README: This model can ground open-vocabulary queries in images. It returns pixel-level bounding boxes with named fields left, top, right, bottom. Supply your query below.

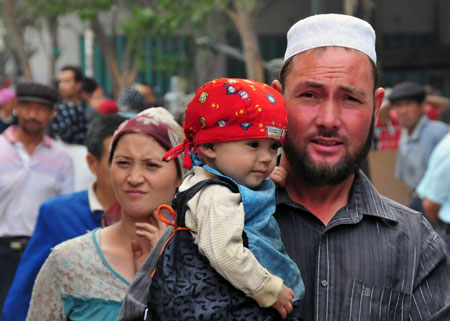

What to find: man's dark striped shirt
left=275, top=170, right=450, bottom=321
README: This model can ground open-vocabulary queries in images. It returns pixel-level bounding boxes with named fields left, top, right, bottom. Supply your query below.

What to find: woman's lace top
left=26, top=228, right=130, bottom=321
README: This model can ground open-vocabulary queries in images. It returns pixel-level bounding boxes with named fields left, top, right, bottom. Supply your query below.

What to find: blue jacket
left=2, top=190, right=103, bottom=321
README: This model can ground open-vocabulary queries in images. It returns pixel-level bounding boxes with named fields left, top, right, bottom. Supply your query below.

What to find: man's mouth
left=311, top=139, right=342, bottom=146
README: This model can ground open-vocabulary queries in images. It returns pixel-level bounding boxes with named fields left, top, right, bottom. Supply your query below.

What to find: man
left=80, top=76, right=98, bottom=104
left=417, top=132, right=450, bottom=253
left=118, top=14, right=450, bottom=321
left=389, top=81, right=448, bottom=212
left=270, top=14, right=450, bottom=320
left=48, top=65, right=98, bottom=145
left=0, top=82, right=73, bottom=309
left=1, top=114, right=126, bottom=321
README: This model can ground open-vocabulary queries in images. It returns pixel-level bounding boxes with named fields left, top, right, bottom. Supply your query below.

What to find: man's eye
left=300, top=92, right=315, bottom=98
left=248, top=142, right=259, bottom=148
left=345, top=96, right=362, bottom=103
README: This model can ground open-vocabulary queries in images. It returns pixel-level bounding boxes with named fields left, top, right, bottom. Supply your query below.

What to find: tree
left=123, top=0, right=266, bottom=82
left=2, top=0, right=34, bottom=80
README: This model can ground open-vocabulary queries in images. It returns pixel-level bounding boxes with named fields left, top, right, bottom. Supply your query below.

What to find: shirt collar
left=276, top=170, right=398, bottom=224
left=2, top=125, right=52, bottom=147
left=88, top=181, right=104, bottom=213
left=407, top=114, right=428, bottom=142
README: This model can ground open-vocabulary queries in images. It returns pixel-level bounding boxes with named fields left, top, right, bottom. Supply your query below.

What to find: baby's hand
left=271, top=284, right=294, bottom=319
left=269, top=166, right=288, bottom=187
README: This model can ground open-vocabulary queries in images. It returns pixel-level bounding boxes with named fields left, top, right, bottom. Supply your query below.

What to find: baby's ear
left=198, top=143, right=216, bottom=159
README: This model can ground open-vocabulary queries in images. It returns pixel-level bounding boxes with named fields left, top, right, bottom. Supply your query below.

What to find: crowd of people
left=0, top=13, right=449, bottom=321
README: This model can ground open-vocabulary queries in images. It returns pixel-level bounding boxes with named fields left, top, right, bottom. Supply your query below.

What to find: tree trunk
left=3, top=0, right=33, bottom=80
left=227, top=0, right=264, bottom=82
left=47, top=15, right=58, bottom=84
left=90, top=16, right=125, bottom=98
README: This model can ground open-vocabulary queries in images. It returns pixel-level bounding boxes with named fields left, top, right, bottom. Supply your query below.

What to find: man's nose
left=316, top=99, right=341, bottom=129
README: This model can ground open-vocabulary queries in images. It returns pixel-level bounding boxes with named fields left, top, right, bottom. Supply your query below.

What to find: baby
left=162, top=78, right=304, bottom=319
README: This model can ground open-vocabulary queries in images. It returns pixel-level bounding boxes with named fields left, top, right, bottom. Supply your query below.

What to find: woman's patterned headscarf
left=109, top=107, right=185, bottom=177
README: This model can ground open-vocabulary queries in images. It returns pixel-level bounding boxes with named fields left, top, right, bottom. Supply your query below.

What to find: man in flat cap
left=0, top=82, right=73, bottom=310
left=118, top=14, right=450, bottom=321
left=389, top=81, right=448, bottom=213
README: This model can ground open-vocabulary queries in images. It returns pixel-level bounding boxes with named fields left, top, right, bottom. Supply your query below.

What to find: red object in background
left=2, top=77, right=11, bottom=88
left=424, top=104, right=439, bottom=120
left=97, top=99, right=119, bottom=114
left=375, top=109, right=401, bottom=150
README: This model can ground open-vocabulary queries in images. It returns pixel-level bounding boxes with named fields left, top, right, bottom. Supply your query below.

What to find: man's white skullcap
left=284, top=14, right=376, bottom=63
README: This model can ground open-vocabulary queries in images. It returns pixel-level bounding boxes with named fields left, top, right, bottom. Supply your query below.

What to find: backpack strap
left=173, top=177, right=239, bottom=228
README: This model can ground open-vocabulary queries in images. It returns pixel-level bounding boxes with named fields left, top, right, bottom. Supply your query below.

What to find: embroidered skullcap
left=109, top=107, right=185, bottom=177
left=163, top=78, right=287, bottom=169
left=0, top=88, right=15, bottom=106
left=284, top=14, right=377, bottom=63
left=118, top=86, right=146, bottom=113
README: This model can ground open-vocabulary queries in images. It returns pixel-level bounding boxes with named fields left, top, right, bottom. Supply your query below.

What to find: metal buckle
left=10, top=241, right=24, bottom=250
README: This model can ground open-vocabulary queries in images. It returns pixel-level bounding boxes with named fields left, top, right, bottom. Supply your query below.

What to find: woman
left=26, top=108, right=185, bottom=320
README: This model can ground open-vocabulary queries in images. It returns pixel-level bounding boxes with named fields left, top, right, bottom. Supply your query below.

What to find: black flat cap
left=388, top=81, right=426, bottom=104
left=16, top=82, right=59, bottom=107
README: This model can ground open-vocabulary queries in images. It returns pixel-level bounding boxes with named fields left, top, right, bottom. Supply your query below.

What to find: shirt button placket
left=316, top=234, right=330, bottom=320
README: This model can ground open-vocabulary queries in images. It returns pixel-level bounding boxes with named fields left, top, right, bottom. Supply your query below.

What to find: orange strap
left=151, top=204, right=189, bottom=278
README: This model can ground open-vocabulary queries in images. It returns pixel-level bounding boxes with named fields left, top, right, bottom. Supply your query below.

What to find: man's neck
left=14, top=127, right=44, bottom=155
left=94, top=182, right=116, bottom=211
left=282, top=158, right=355, bottom=226
left=63, top=97, right=82, bottom=106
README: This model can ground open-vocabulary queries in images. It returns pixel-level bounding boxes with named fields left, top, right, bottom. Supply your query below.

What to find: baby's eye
left=248, top=141, right=259, bottom=148
left=271, top=142, right=281, bottom=150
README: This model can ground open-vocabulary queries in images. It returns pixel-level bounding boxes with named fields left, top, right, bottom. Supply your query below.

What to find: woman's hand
left=132, top=210, right=168, bottom=272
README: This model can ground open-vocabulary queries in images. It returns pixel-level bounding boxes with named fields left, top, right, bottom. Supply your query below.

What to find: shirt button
left=321, top=280, right=328, bottom=287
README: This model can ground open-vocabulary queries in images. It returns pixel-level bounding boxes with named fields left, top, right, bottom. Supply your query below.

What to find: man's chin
left=23, top=126, right=44, bottom=134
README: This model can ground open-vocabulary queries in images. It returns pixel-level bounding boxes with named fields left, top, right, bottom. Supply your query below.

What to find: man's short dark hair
left=82, top=77, right=98, bottom=94
left=61, top=65, right=84, bottom=83
left=86, top=114, right=127, bottom=160
left=279, top=48, right=381, bottom=92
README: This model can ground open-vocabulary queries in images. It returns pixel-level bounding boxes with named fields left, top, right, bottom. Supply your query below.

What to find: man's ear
left=272, top=79, right=283, bottom=94
left=86, top=152, right=98, bottom=175
left=198, top=143, right=216, bottom=160
left=373, top=87, right=385, bottom=124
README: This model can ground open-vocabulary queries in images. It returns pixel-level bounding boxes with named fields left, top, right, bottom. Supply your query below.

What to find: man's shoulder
left=40, top=190, right=89, bottom=216
left=424, top=119, right=449, bottom=136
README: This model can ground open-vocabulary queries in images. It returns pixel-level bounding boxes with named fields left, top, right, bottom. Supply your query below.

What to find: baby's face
left=208, top=138, right=281, bottom=189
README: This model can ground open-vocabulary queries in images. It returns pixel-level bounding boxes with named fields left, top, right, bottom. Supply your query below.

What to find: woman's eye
left=116, top=161, right=129, bottom=166
left=146, top=162, right=160, bottom=168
